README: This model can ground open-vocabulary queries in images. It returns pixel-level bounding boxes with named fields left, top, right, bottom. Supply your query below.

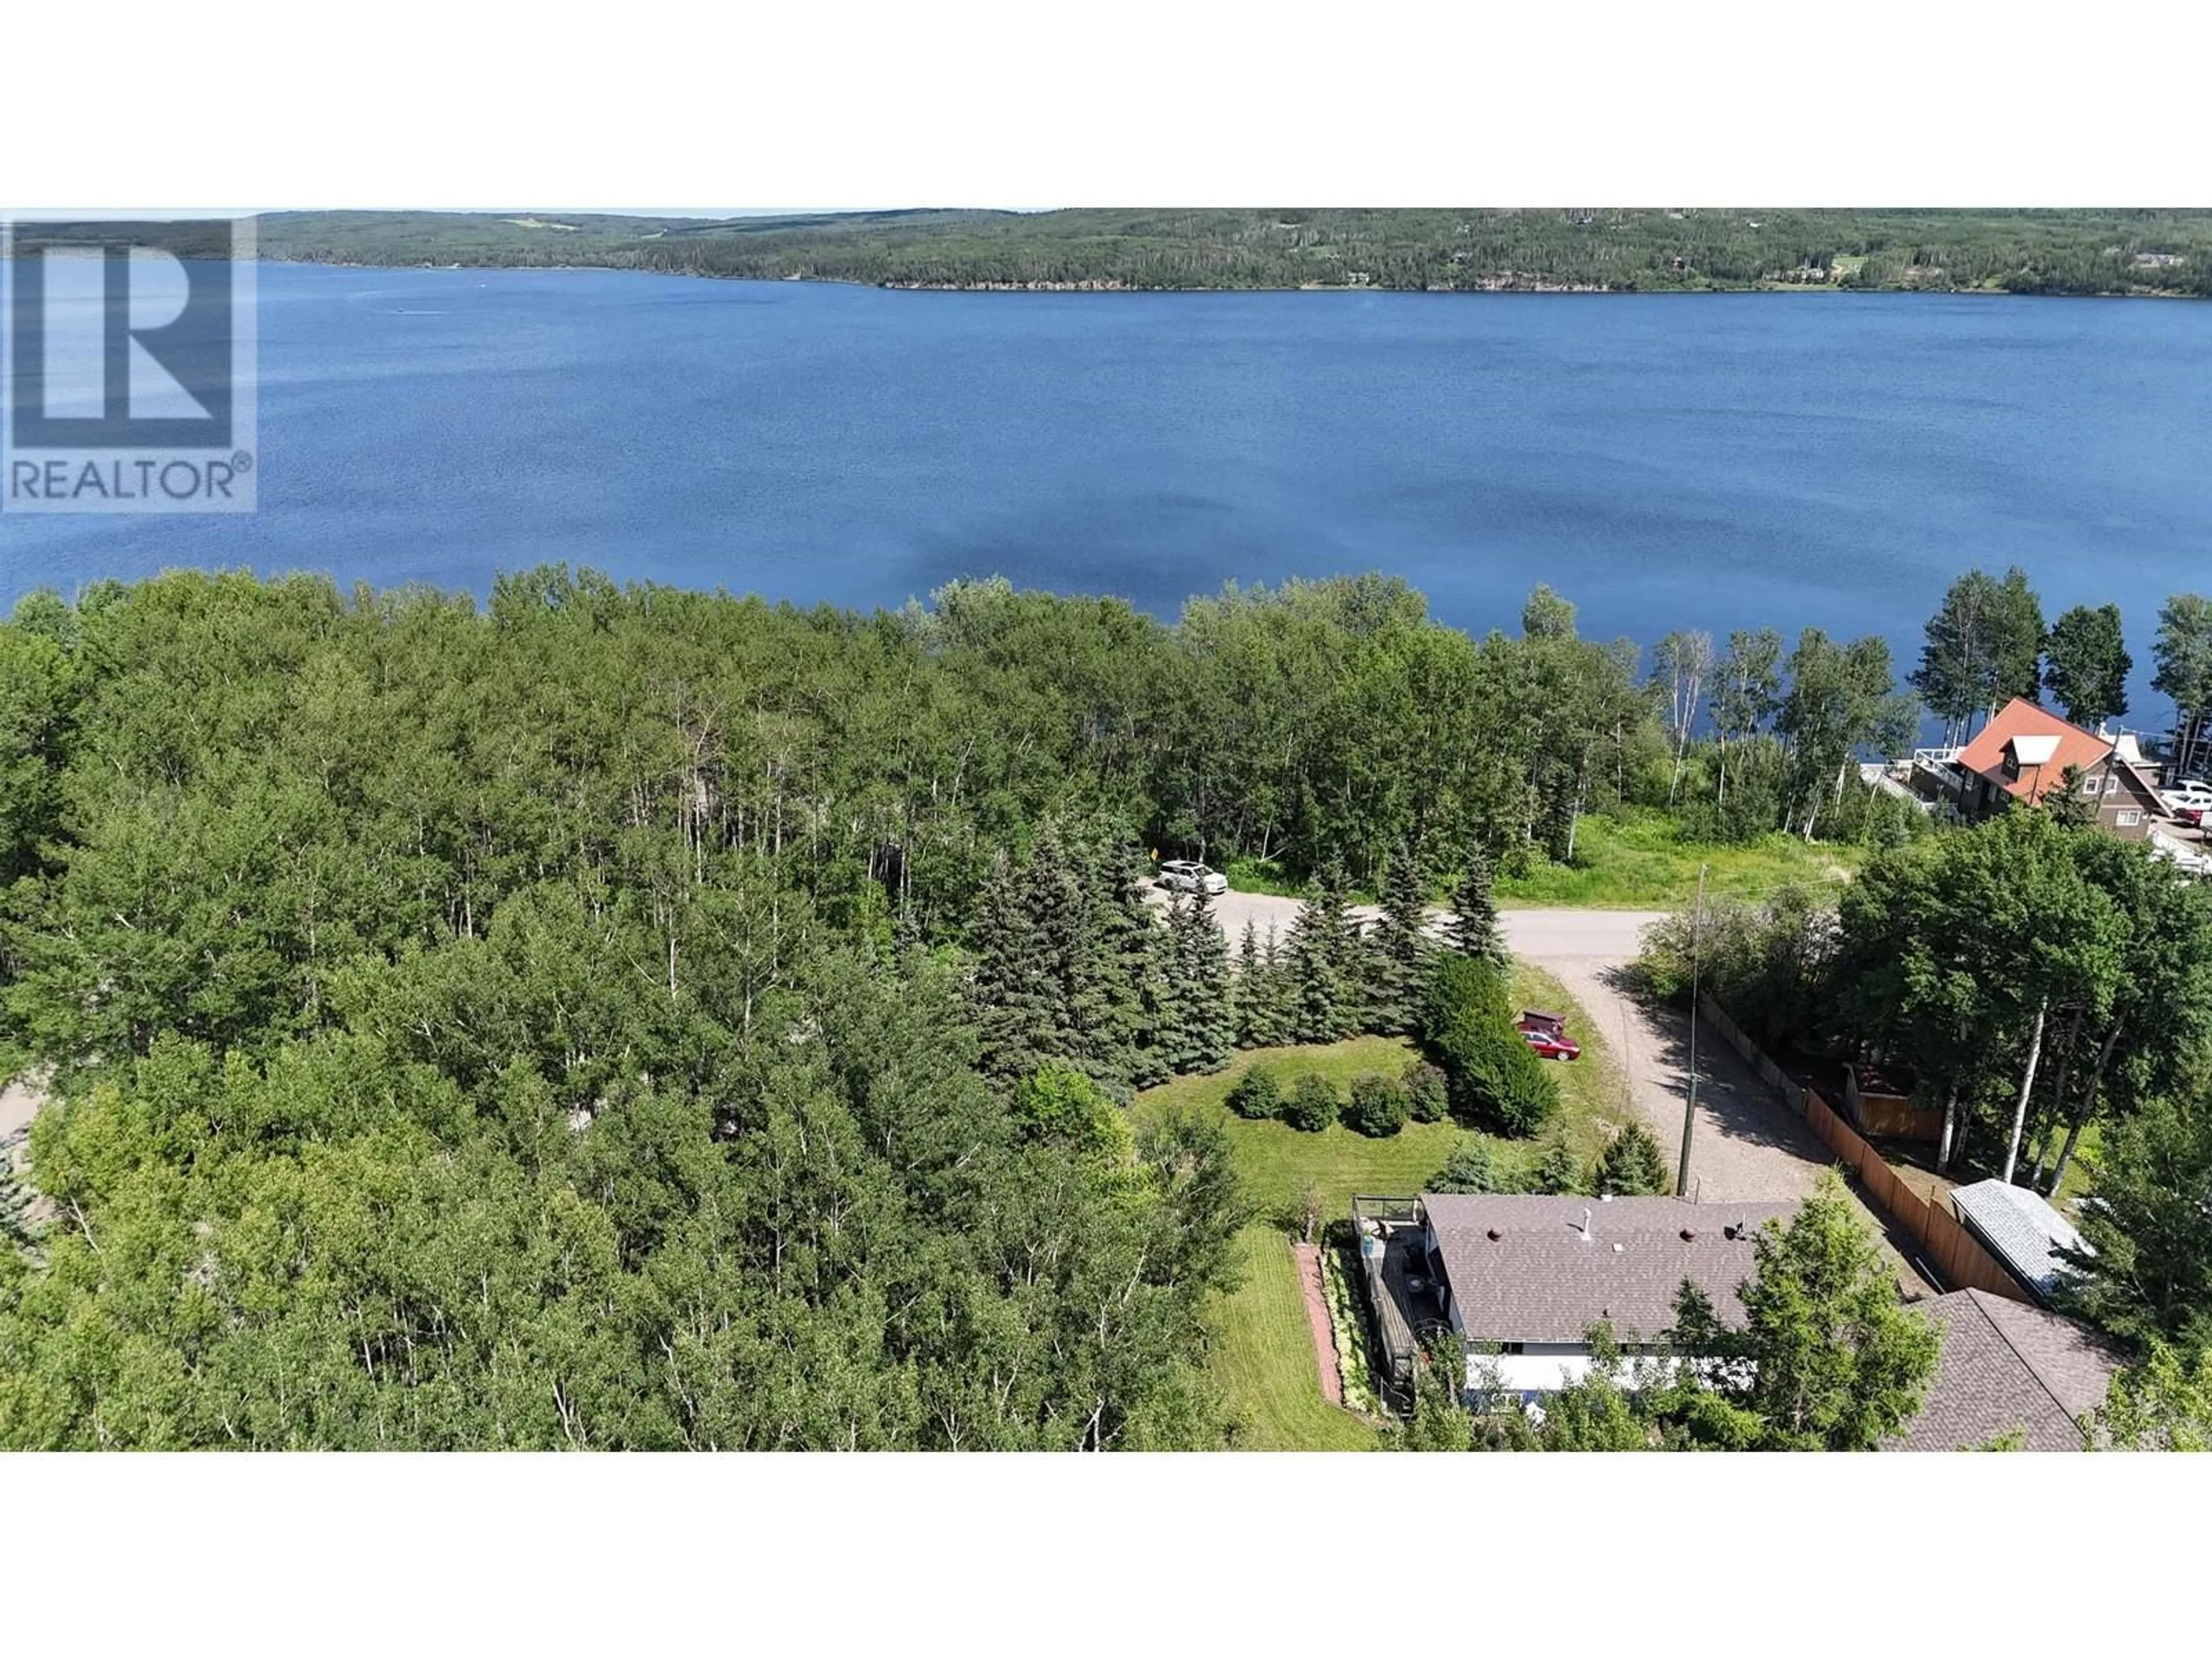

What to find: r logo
left=3, top=215, right=256, bottom=513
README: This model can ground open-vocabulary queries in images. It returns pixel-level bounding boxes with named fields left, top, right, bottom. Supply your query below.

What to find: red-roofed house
left=1921, top=698, right=2166, bottom=840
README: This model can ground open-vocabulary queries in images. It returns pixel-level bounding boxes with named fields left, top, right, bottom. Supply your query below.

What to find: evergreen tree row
left=970, top=832, right=1469, bottom=1096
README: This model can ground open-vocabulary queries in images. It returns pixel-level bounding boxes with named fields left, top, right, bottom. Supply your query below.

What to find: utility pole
left=1677, top=863, right=1709, bottom=1200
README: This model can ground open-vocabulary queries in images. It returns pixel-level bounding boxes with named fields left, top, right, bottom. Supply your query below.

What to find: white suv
left=2163, top=779, right=2212, bottom=813
left=1157, top=859, right=1228, bottom=896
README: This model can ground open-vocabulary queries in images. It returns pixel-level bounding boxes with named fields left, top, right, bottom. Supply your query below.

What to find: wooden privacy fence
left=1698, top=995, right=1808, bottom=1115
left=1803, top=1089, right=2030, bottom=1302
left=1697, top=991, right=2031, bottom=1300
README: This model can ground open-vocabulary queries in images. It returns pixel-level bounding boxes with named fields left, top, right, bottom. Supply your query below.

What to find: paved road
left=0, top=1078, right=40, bottom=1142
left=1161, top=884, right=1660, bottom=961
left=1157, top=884, right=1928, bottom=1287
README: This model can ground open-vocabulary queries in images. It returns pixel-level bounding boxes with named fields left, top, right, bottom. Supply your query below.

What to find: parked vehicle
left=2162, top=780, right=2212, bottom=813
left=2173, top=805, right=2207, bottom=829
left=1156, top=858, right=1228, bottom=896
left=1522, top=1027, right=1582, bottom=1062
left=1516, top=1010, right=1578, bottom=1059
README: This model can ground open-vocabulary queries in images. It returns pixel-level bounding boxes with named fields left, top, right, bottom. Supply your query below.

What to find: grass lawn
left=2051, top=1122, right=2103, bottom=1210
left=1495, top=809, right=1863, bottom=910
left=1139, top=1035, right=1433, bottom=1222
left=1137, top=962, right=1634, bottom=1449
left=1209, top=1228, right=1382, bottom=1450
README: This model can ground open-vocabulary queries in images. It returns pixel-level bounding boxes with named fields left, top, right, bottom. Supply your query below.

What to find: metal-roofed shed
left=1949, top=1179, right=2086, bottom=1305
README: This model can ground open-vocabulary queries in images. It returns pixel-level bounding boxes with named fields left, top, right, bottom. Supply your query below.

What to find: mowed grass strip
left=1513, top=961, right=1641, bottom=1183
left=1497, top=809, right=1862, bottom=910
left=1139, top=960, right=1636, bottom=1449
left=1209, top=1228, right=1382, bottom=1450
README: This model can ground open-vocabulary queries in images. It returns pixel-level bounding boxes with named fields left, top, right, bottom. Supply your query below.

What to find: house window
left=2118, top=810, right=2142, bottom=827
left=1500, top=1342, right=1525, bottom=1355
left=2105, top=775, right=2122, bottom=795
left=2082, top=776, right=2101, bottom=796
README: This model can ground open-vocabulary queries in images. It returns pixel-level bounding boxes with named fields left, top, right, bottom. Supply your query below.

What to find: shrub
left=1403, top=1061, right=1450, bottom=1124
left=1281, top=1073, right=1340, bottom=1132
left=1433, top=1021, right=1559, bottom=1137
left=1422, top=953, right=1512, bottom=1044
left=1431, top=1134, right=1497, bottom=1194
left=1593, top=1121, right=1671, bottom=1196
left=1532, top=1134, right=1582, bottom=1195
left=1631, top=883, right=1838, bottom=1051
left=1344, top=1071, right=1409, bottom=1138
left=1225, top=1067, right=1283, bottom=1121
left=1012, top=1064, right=1133, bottom=1164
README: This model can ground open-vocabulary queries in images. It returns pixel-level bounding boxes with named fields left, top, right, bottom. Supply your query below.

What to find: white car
left=2162, top=779, right=2212, bottom=813
left=1157, top=859, right=1228, bottom=896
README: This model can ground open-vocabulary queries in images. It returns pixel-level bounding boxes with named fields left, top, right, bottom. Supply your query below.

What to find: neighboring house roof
left=1421, top=1194, right=1794, bottom=1346
left=1950, top=1179, right=2087, bottom=1301
left=1888, top=1289, right=2120, bottom=1451
left=2111, top=757, right=2168, bottom=808
left=1953, top=698, right=2115, bottom=806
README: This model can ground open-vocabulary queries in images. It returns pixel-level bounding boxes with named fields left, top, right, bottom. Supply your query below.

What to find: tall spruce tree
left=1252, top=923, right=1299, bottom=1048
left=971, top=846, right=1073, bottom=1086
left=1077, top=828, right=1169, bottom=1092
left=1233, top=921, right=1266, bottom=1048
left=1371, top=840, right=1434, bottom=1035
left=1170, top=892, right=1235, bottom=1074
left=1448, top=851, right=1509, bottom=968
left=1288, top=857, right=1357, bottom=1043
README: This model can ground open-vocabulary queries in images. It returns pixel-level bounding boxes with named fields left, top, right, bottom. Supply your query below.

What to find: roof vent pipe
left=1580, top=1206, right=1593, bottom=1241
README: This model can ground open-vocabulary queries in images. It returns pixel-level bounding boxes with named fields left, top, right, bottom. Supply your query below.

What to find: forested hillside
left=6, top=564, right=2209, bottom=1447
left=0, top=567, right=1918, bottom=1447
left=252, top=208, right=2212, bottom=297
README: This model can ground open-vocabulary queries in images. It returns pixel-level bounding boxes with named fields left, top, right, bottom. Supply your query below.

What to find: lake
left=6, top=263, right=2212, bottom=715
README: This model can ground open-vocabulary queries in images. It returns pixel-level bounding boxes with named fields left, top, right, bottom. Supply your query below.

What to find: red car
left=1519, top=1024, right=1581, bottom=1061
left=2174, top=806, right=2207, bottom=829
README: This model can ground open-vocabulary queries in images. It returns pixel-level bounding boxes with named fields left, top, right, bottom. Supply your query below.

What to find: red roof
left=1953, top=698, right=2111, bottom=805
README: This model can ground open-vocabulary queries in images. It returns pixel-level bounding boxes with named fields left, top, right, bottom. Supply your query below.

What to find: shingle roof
left=1419, top=1194, right=1794, bottom=1345
left=1950, top=1180, right=2086, bottom=1301
left=1953, top=698, right=2112, bottom=805
left=1887, top=1289, right=2120, bottom=1451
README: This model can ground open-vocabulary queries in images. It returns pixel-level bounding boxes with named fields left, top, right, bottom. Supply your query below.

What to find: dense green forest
left=5, top=565, right=2212, bottom=1447
left=0, top=566, right=1888, bottom=1448
left=245, top=208, right=2212, bottom=297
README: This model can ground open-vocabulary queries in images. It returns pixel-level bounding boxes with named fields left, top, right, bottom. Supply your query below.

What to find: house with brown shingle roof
left=1931, top=697, right=2166, bottom=840
left=1887, top=1288, right=2120, bottom=1450
left=1415, top=1193, right=1794, bottom=1396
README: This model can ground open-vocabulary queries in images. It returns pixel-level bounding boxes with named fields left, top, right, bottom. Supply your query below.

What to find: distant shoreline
left=249, top=255, right=2196, bottom=301
left=20, top=208, right=2211, bottom=300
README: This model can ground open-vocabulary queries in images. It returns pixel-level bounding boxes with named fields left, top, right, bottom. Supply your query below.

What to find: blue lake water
left=6, top=263, right=2212, bottom=714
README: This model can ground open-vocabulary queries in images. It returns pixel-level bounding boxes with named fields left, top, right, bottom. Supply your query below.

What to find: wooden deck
left=1357, top=1222, right=1446, bottom=1406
